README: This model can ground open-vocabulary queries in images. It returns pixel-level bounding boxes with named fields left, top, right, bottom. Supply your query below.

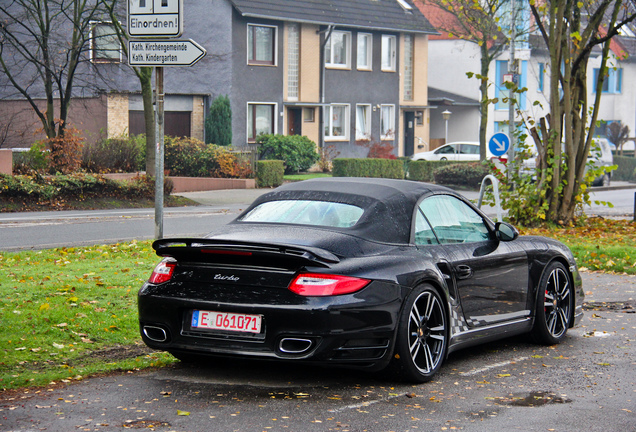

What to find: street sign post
left=127, top=0, right=205, bottom=239
left=128, top=39, right=206, bottom=66
left=128, top=0, right=184, bottom=37
left=489, top=132, right=510, bottom=157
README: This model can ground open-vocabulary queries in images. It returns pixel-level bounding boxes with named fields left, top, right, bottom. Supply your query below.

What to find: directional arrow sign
left=489, top=132, right=510, bottom=157
left=128, top=39, right=206, bottom=67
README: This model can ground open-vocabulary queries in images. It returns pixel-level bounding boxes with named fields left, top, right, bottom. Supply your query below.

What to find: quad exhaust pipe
left=279, top=338, right=313, bottom=354
left=143, top=325, right=169, bottom=342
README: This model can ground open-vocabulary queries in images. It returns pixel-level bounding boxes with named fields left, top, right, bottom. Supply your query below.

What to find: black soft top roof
left=234, top=178, right=453, bottom=244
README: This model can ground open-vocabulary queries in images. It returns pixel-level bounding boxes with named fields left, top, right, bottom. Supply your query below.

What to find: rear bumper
left=138, top=280, right=403, bottom=369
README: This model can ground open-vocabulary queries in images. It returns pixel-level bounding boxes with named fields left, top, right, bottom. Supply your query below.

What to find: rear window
left=238, top=200, right=364, bottom=228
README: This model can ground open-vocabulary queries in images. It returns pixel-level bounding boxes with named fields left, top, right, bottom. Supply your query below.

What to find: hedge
left=613, top=156, right=636, bottom=181
left=332, top=158, right=404, bottom=179
left=407, top=160, right=473, bottom=182
left=257, top=160, right=284, bottom=188
left=432, top=162, right=491, bottom=187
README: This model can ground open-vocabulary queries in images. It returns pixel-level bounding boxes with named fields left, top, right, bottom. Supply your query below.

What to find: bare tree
left=528, top=0, right=636, bottom=224
left=0, top=0, right=109, bottom=140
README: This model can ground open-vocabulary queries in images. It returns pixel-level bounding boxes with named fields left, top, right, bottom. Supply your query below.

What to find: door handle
left=456, top=264, right=473, bottom=280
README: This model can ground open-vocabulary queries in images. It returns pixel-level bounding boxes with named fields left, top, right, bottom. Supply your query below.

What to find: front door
left=288, top=108, right=302, bottom=136
left=404, top=111, right=415, bottom=157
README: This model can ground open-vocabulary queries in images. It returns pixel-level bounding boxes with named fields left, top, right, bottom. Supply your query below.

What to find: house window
left=248, top=24, right=276, bottom=65
left=91, top=22, right=120, bottom=63
left=538, top=62, right=545, bottom=92
left=380, top=105, right=395, bottom=140
left=495, top=60, right=527, bottom=110
left=303, top=108, right=315, bottom=122
left=356, top=104, right=371, bottom=140
left=287, top=24, right=299, bottom=100
left=248, top=103, right=276, bottom=141
left=594, top=67, right=622, bottom=93
left=381, top=35, right=396, bottom=71
left=357, top=33, right=372, bottom=70
left=325, top=31, right=351, bottom=68
left=404, top=34, right=414, bottom=100
left=324, top=104, right=350, bottom=140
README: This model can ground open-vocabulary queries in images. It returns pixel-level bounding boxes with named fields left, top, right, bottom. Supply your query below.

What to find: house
left=416, top=0, right=636, bottom=151
left=0, top=0, right=437, bottom=159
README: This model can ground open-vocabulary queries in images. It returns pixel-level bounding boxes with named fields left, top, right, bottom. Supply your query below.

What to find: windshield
left=239, top=200, right=364, bottom=228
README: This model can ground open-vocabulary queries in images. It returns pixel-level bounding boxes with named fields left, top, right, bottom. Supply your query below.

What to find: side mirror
left=495, top=221, right=519, bottom=242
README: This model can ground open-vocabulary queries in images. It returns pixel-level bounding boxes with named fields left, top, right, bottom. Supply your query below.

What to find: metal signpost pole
left=507, top=0, right=516, bottom=184
left=154, top=67, right=164, bottom=239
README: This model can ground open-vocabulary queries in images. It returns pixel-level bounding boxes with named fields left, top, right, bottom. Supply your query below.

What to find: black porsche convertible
left=138, top=178, right=584, bottom=382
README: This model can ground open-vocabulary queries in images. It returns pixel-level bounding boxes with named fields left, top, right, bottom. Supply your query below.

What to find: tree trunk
left=140, top=67, right=156, bottom=177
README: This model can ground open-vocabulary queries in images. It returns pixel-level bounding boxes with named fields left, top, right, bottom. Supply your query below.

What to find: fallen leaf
left=177, top=410, right=190, bottom=416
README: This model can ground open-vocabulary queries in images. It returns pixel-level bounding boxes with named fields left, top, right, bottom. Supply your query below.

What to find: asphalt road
left=1, top=184, right=634, bottom=252
left=1, top=272, right=634, bottom=432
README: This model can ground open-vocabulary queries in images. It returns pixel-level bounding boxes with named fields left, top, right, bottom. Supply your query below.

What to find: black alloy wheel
left=393, top=285, right=448, bottom=382
left=531, top=262, right=572, bottom=344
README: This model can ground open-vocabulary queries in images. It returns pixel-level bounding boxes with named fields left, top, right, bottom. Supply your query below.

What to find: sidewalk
left=174, top=180, right=636, bottom=219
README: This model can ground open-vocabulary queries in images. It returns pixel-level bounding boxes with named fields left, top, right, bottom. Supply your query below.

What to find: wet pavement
left=1, top=272, right=634, bottom=432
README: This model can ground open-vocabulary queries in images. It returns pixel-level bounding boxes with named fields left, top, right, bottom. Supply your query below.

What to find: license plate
left=191, top=310, right=262, bottom=334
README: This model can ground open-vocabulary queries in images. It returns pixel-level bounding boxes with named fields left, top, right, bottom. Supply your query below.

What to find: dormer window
left=395, top=0, right=413, bottom=12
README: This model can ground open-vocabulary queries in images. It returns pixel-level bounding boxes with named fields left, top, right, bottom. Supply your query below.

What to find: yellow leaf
left=177, top=410, right=190, bottom=416
left=39, top=303, right=50, bottom=311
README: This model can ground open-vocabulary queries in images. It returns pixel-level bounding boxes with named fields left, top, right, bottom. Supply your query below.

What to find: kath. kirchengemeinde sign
left=128, top=39, right=206, bottom=66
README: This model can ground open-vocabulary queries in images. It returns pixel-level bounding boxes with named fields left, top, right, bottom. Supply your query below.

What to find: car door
left=418, top=195, right=529, bottom=327
left=434, top=144, right=459, bottom=161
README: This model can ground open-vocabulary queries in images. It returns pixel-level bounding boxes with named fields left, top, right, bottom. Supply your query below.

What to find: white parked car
left=520, top=138, right=614, bottom=186
left=411, top=142, right=481, bottom=161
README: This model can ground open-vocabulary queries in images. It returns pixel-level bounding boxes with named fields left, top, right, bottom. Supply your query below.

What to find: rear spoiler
left=152, top=238, right=340, bottom=268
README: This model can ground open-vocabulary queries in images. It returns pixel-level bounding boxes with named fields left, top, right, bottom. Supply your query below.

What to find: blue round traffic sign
left=489, top=132, right=510, bottom=157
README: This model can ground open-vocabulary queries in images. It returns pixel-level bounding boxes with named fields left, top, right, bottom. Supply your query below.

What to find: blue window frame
left=593, top=68, right=623, bottom=93
left=538, top=62, right=545, bottom=92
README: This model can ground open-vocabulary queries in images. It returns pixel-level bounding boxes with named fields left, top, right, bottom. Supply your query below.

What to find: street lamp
left=442, top=110, right=452, bottom=144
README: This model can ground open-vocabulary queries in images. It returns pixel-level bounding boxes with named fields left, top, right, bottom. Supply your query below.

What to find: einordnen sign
left=128, top=0, right=183, bottom=37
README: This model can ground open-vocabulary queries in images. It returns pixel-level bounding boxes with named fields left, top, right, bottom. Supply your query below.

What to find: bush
left=205, top=95, right=232, bottom=146
left=256, top=160, right=284, bottom=188
left=332, top=158, right=404, bottom=179
left=47, top=126, right=84, bottom=174
left=12, top=142, right=49, bottom=174
left=82, top=135, right=145, bottom=173
left=257, top=134, right=319, bottom=174
left=613, top=156, right=636, bottom=181
left=432, top=162, right=490, bottom=187
left=164, top=136, right=252, bottom=178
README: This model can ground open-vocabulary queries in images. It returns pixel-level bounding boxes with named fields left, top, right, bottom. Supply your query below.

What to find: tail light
left=288, top=273, right=370, bottom=296
left=148, top=258, right=177, bottom=284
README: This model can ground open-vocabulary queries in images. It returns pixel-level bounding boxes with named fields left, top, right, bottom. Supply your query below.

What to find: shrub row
left=432, top=162, right=491, bottom=187
left=0, top=173, right=160, bottom=202
left=332, top=158, right=404, bottom=179
left=613, top=156, right=636, bottom=181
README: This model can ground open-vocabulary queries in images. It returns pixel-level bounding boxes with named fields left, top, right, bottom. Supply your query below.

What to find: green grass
left=1, top=219, right=633, bottom=391
left=520, top=219, right=636, bottom=275
left=283, top=172, right=332, bottom=182
left=0, top=241, right=176, bottom=390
